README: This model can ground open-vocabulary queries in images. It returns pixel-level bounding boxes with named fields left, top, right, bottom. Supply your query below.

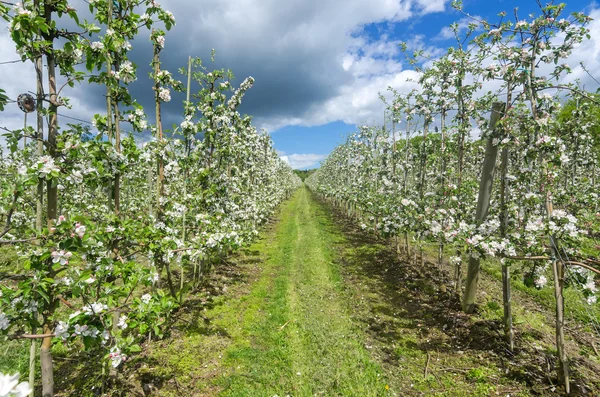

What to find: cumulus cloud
left=151, top=0, right=453, bottom=131
left=416, top=0, right=446, bottom=14
left=280, top=153, right=326, bottom=169
left=1, top=0, right=453, bottom=137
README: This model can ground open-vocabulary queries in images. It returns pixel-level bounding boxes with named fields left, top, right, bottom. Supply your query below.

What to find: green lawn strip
left=218, top=187, right=389, bottom=397
left=216, top=192, right=297, bottom=396
left=0, top=339, right=30, bottom=375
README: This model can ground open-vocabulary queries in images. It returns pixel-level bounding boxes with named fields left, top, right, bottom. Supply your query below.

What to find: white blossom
left=108, top=347, right=127, bottom=368
left=155, top=35, right=165, bottom=49
left=90, top=41, right=104, bottom=51
left=51, top=250, right=72, bottom=266
left=158, top=87, right=171, bottom=102
left=534, top=275, right=547, bottom=289
left=117, top=315, right=128, bottom=330
left=0, top=372, right=32, bottom=397
left=141, top=294, right=152, bottom=304
left=54, top=321, right=69, bottom=339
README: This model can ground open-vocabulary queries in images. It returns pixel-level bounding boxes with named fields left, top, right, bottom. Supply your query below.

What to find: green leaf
left=69, top=10, right=80, bottom=25
left=128, top=344, right=142, bottom=353
left=37, top=289, right=50, bottom=303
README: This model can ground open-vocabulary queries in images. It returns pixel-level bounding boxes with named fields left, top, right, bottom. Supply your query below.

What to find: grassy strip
left=218, top=187, right=388, bottom=396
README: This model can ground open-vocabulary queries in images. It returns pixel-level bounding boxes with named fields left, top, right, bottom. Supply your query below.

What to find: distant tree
left=293, top=169, right=316, bottom=181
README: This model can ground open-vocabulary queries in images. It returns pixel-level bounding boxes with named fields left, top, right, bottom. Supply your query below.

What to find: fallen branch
left=424, top=352, right=431, bottom=378
left=278, top=320, right=291, bottom=331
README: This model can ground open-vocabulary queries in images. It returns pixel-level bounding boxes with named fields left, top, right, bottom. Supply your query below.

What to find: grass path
left=216, top=186, right=387, bottom=396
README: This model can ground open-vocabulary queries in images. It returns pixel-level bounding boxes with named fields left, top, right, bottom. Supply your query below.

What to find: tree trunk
left=438, top=108, right=447, bottom=267
left=501, top=264, right=514, bottom=349
left=499, top=144, right=514, bottom=350
left=45, top=30, right=57, bottom=224
left=40, top=331, right=53, bottom=397
left=454, top=73, right=467, bottom=296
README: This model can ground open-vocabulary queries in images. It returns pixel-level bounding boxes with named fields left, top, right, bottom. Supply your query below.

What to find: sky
left=1, top=0, right=600, bottom=169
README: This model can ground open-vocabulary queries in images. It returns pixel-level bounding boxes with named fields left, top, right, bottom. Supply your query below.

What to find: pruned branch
left=7, top=333, right=55, bottom=340
left=563, top=261, right=600, bottom=275
left=0, top=237, right=38, bottom=245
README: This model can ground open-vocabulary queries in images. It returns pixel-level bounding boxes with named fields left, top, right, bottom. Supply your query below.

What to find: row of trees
left=307, top=3, right=599, bottom=394
left=0, top=1, right=301, bottom=396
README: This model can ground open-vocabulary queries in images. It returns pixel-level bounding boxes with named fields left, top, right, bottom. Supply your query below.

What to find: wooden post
left=462, top=102, right=505, bottom=313
left=31, top=1, right=45, bottom=394
left=551, top=252, right=569, bottom=393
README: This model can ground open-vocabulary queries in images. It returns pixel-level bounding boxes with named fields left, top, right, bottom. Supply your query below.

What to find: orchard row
left=307, top=3, right=599, bottom=393
left=0, top=1, right=300, bottom=396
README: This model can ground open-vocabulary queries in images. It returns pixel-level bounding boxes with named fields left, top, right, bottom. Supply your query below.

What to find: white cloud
left=436, top=16, right=482, bottom=40
left=416, top=0, right=446, bottom=14
left=0, top=0, right=453, bottom=139
left=280, top=153, right=326, bottom=169
left=156, top=0, right=449, bottom=131
left=556, top=8, right=600, bottom=88
left=0, top=32, right=37, bottom=136
left=9, top=1, right=600, bottom=155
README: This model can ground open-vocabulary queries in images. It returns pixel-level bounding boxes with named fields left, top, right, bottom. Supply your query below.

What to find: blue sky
left=1, top=0, right=600, bottom=169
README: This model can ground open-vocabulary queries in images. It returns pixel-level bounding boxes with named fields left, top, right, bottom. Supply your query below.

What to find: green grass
left=217, top=187, right=388, bottom=396
left=0, top=339, right=30, bottom=375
